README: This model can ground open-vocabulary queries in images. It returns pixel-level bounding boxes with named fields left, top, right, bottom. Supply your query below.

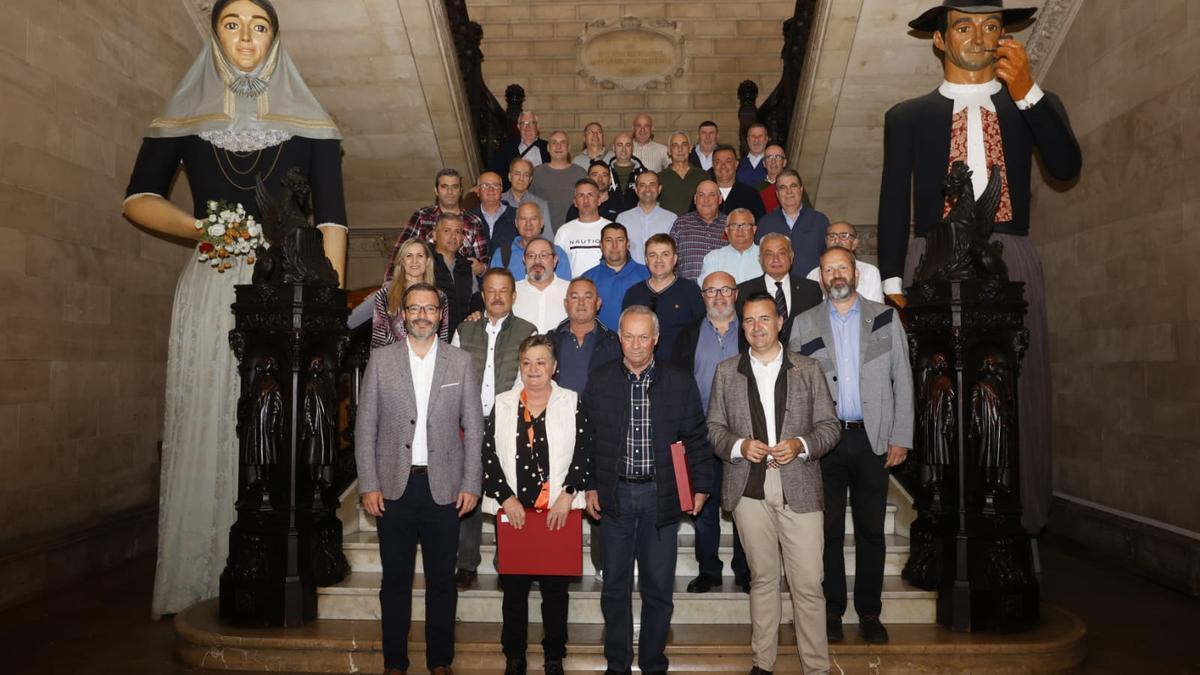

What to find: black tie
left=774, top=280, right=787, bottom=318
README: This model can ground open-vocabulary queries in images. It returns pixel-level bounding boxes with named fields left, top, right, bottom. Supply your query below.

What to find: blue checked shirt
left=623, top=361, right=656, bottom=477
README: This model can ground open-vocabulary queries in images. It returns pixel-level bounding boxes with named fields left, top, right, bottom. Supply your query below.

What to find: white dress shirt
left=764, top=272, right=792, bottom=316
left=407, top=338, right=438, bottom=466
left=452, top=314, right=509, bottom=415
left=513, top=276, right=570, bottom=333
left=731, top=344, right=809, bottom=461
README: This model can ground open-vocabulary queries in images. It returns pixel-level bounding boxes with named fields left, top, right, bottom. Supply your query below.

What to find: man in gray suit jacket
left=789, top=247, right=914, bottom=646
left=708, top=291, right=841, bottom=675
left=356, top=282, right=484, bottom=675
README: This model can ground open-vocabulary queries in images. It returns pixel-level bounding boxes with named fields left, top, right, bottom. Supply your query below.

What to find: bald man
left=468, top=171, right=517, bottom=257
left=632, top=113, right=670, bottom=172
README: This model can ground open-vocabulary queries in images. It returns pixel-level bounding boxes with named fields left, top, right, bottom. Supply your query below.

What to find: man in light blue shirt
left=582, top=222, right=649, bottom=329
left=699, top=208, right=762, bottom=284
left=490, top=202, right=571, bottom=281
left=616, top=171, right=677, bottom=264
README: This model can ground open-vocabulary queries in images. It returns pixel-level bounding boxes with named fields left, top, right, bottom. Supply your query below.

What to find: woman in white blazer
left=481, top=334, right=592, bottom=675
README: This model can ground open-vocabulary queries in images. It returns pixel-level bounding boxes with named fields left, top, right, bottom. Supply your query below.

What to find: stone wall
left=473, top=0, right=795, bottom=153
left=0, top=0, right=201, bottom=607
left=1032, top=0, right=1200, bottom=578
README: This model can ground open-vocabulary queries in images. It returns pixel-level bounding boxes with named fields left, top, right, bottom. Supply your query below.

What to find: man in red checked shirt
left=386, top=167, right=487, bottom=281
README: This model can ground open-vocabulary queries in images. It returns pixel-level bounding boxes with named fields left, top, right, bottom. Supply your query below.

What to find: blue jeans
left=600, top=480, right=678, bottom=673
left=693, top=464, right=750, bottom=582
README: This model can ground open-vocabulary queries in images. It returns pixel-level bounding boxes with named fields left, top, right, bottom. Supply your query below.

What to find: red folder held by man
left=671, top=441, right=694, bottom=512
left=495, top=509, right=583, bottom=576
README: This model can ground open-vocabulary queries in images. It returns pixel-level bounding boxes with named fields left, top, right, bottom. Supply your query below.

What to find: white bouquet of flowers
left=195, top=200, right=266, bottom=272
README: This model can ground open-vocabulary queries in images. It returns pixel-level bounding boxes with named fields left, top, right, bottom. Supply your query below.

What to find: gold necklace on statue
left=223, top=148, right=264, bottom=175
left=212, top=143, right=284, bottom=191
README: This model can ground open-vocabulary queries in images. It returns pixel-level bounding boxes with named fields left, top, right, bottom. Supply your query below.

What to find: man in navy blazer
left=356, top=282, right=484, bottom=675
left=755, top=170, right=831, bottom=278
left=581, top=305, right=714, bottom=675
left=488, top=111, right=551, bottom=190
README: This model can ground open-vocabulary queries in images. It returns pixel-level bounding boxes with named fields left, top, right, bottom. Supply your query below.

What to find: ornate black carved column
left=219, top=170, right=350, bottom=627
left=901, top=161, right=1039, bottom=631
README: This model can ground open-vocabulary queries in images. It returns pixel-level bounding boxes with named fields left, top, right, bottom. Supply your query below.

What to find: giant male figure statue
left=877, top=0, right=1081, bottom=532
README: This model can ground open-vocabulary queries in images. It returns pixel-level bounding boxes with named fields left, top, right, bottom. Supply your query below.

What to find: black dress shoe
left=860, top=614, right=890, bottom=644
left=543, top=657, right=564, bottom=675
left=749, top=666, right=774, bottom=675
left=826, top=614, right=844, bottom=643
left=454, top=568, right=477, bottom=590
left=686, top=574, right=722, bottom=593
left=503, top=657, right=526, bottom=675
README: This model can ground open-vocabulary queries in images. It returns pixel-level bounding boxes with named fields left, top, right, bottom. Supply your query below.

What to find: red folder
left=671, top=441, right=695, bottom=512
left=495, top=509, right=583, bottom=576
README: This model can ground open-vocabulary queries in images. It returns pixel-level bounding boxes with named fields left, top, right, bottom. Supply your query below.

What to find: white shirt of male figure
left=407, top=338, right=438, bottom=466
left=451, top=315, right=508, bottom=416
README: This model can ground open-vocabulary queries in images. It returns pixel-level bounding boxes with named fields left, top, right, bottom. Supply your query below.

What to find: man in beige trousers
left=707, top=290, right=842, bottom=674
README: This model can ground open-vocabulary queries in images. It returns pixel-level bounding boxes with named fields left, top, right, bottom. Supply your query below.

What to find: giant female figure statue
left=122, top=0, right=347, bottom=617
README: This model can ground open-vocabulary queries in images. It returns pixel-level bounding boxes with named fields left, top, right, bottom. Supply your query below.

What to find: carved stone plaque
left=578, top=17, right=685, bottom=90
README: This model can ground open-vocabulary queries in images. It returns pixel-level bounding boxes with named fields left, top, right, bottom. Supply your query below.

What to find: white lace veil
left=146, top=6, right=341, bottom=152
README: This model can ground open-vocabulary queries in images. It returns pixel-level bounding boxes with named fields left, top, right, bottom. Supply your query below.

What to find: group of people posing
left=354, top=117, right=912, bottom=675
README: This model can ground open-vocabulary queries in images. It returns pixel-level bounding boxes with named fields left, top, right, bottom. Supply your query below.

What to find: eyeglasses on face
left=404, top=304, right=440, bottom=315
left=826, top=232, right=857, bottom=241
left=702, top=286, right=736, bottom=297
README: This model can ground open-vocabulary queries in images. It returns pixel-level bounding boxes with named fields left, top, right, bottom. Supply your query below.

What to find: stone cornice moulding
left=1025, top=0, right=1083, bottom=81
left=577, top=17, right=686, bottom=91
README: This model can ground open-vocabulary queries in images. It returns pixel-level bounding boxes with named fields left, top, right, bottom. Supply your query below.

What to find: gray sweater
left=530, top=163, right=586, bottom=234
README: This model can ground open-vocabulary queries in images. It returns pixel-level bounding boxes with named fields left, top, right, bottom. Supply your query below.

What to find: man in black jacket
left=712, top=144, right=765, bottom=221
left=582, top=305, right=713, bottom=675
left=736, top=233, right=823, bottom=352
left=487, top=111, right=550, bottom=189
left=431, top=213, right=478, bottom=339
left=878, top=0, right=1081, bottom=531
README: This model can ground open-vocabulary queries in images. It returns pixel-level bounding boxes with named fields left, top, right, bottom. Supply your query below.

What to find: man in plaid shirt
left=669, top=180, right=728, bottom=281
left=386, top=168, right=487, bottom=281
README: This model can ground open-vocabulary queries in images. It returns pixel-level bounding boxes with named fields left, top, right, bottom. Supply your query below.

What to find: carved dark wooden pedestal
left=218, top=169, right=350, bottom=627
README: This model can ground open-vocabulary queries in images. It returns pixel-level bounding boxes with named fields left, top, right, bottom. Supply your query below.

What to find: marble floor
left=0, top=538, right=1195, bottom=674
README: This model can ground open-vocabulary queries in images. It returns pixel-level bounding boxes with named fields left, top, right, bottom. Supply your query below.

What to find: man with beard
left=356, top=282, right=483, bottom=675
left=712, top=144, right=765, bottom=221
left=582, top=222, right=649, bottom=331
left=805, top=221, right=884, bottom=303
left=451, top=268, right=536, bottom=589
left=513, top=237, right=571, bottom=333
left=789, top=246, right=914, bottom=646
left=489, top=202, right=571, bottom=281
left=673, top=271, right=751, bottom=595
left=501, top=158, right=552, bottom=231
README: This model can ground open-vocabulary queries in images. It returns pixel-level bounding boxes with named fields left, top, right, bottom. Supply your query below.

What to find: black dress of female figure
left=481, top=400, right=592, bottom=665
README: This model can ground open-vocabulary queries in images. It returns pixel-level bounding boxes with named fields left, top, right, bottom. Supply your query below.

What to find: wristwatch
left=563, top=486, right=577, bottom=495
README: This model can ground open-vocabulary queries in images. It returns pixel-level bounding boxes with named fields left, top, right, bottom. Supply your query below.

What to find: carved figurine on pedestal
left=122, top=0, right=347, bottom=617
left=918, top=352, right=957, bottom=502
left=240, top=356, right=283, bottom=506
left=915, top=161, right=1008, bottom=282
left=971, top=355, right=1014, bottom=502
left=301, top=355, right=338, bottom=497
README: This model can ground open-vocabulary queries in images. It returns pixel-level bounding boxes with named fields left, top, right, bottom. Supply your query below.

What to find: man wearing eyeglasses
left=699, top=208, right=762, bottom=285
left=512, top=238, right=570, bottom=333
left=755, top=169, right=830, bottom=278
left=805, top=221, right=884, bottom=303
left=756, top=143, right=788, bottom=213
left=674, top=271, right=751, bottom=595
left=487, top=111, right=550, bottom=187
left=467, top=171, right=517, bottom=260
left=356, top=282, right=484, bottom=675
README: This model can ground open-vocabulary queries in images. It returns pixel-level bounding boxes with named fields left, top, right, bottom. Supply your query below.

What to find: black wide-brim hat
left=909, top=1, right=1037, bottom=32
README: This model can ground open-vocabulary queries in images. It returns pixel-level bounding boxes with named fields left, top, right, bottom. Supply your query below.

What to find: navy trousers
left=600, top=480, right=678, bottom=673
left=376, top=474, right=460, bottom=671
left=693, top=463, right=750, bottom=583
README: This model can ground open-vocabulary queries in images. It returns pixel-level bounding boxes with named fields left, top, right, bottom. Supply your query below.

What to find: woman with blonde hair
left=348, top=238, right=449, bottom=346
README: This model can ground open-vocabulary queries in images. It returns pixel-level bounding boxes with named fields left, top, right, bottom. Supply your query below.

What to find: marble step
left=356, top=502, right=897, bottom=536
left=317, top=572, right=936, bottom=625
left=342, top=531, right=911, bottom=577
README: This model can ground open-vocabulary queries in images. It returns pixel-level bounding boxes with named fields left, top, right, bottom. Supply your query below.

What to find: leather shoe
left=453, top=568, right=477, bottom=590
left=686, top=574, right=722, bottom=593
left=860, top=615, right=890, bottom=644
left=826, top=614, right=844, bottom=643
left=749, top=666, right=773, bottom=675
left=430, top=667, right=454, bottom=675
left=543, top=657, right=565, bottom=675
left=503, top=657, right=526, bottom=675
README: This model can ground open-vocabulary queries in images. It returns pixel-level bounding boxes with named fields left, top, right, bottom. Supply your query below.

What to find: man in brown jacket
left=707, top=291, right=841, bottom=675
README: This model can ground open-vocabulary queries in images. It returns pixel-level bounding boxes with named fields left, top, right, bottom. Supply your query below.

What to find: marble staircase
left=318, top=482, right=935, bottom=626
